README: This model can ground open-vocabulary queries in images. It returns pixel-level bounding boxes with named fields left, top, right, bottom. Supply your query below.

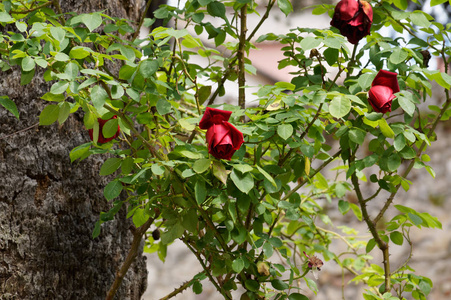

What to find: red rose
left=330, top=0, right=373, bottom=44
left=88, top=116, right=120, bottom=144
left=368, top=70, right=400, bottom=114
left=199, top=107, right=244, bottom=160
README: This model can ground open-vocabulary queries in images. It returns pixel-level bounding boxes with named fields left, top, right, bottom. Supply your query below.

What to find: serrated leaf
left=82, top=13, right=103, bottom=32
left=133, top=208, right=150, bottom=227
left=156, top=98, right=172, bottom=115
left=300, top=36, right=321, bottom=50
left=193, top=158, right=211, bottom=174
left=256, top=165, right=277, bottom=187
left=22, top=56, right=35, bottom=72
left=390, top=48, right=408, bottom=65
left=277, top=0, right=293, bottom=16
left=277, top=124, right=293, bottom=140
left=0, top=96, right=19, bottom=119
left=212, top=160, right=228, bottom=184
left=271, top=279, right=289, bottom=290
left=349, top=128, right=366, bottom=145
left=329, top=96, right=351, bottom=118
left=139, top=60, right=159, bottom=78
left=50, top=81, right=69, bottom=94
left=39, top=104, right=60, bottom=125
left=195, top=180, right=207, bottom=204
left=102, top=118, right=119, bottom=138
left=231, top=169, right=254, bottom=194
left=91, top=85, right=108, bottom=110
left=378, top=118, right=395, bottom=138
left=232, top=258, right=245, bottom=273
left=207, top=1, right=226, bottom=18
left=398, top=96, right=415, bottom=116
left=198, top=85, right=211, bottom=105
left=104, top=180, right=123, bottom=201
left=58, top=102, right=71, bottom=124
left=390, top=231, right=404, bottom=246
left=99, top=157, right=122, bottom=176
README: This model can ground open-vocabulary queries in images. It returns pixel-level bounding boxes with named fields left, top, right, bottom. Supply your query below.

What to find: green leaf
left=50, top=81, right=69, bottom=94
left=0, top=12, right=14, bottom=23
left=161, top=222, right=185, bottom=245
left=156, top=99, right=172, bottom=115
left=0, top=96, right=19, bottom=119
left=271, top=279, right=289, bottom=290
left=70, top=46, right=92, bottom=59
left=329, top=96, right=351, bottom=118
left=21, top=56, right=35, bottom=72
left=50, top=26, right=65, bottom=43
left=288, top=294, right=309, bottom=300
left=100, top=157, right=122, bottom=176
left=358, top=73, right=374, bottom=90
left=133, top=208, right=150, bottom=227
left=63, top=62, right=79, bottom=80
left=232, top=258, right=245, bottom=273
left=20, top=69, right=35, bottom=85
left=366, top=238, right=377, bottom=253
left=256, top=165, right=277, bottom=187
left=70, top=143, right=91, bottom=162
left=230, top=169, right=254, bottom=194
left=394, top=134, right=406, bottom=151
left=193, top=158, right=211, bottom=174
left=277, top=0, right=293, bottom=16
left=39, top=104, right=60, bottom=125
left=91, top=85, right=108, bottom=110
left=431, top=0, right=448, bottom=6
left=277, top=124, right=293, bottom=140
left=338, top=199, right=350, bottom=214
left=386, top=153, right=401, bottom=172
left=350, top=203, right=362, bottom=221
left=349, top=128, right=366, bottom=145
left=58, top=102, right=71, bottom=124
left=198, top=86, right=211, bottom=105
left=212, top=160, right=228, bottom=184
left=207, top=1, right=226, bottom=18
left=54, top=52, right=70, bottom=62
left=390, top=48, right=408, bottom=65
left=139, top=60, right=159, bottom=78
left=104, top=180, right=123, bottom=201
left=378, top=119, right=395, bottom=138
left=410, top=11, right=431, bottom=28
left=300, top=36, right=321, bottom=51
left=151, top=164, right=165, bottom=175
left=390, top=231, right=404, bottom=246
left=195, top=180, right=207, bottom=204
left=398, top=96, right=415, bottom=116
left=245, top=279, right=260, bottom=292
left=92, top=220, right=102, bottom=238
left=82, top=13, right=103, bottom=32
left=102, top=118, right=119, bottom=138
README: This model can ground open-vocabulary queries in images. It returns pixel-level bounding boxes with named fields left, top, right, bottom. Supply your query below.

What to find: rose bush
left=330, top=0, right=373, bottom=44
left=368, top=70, right=400, bottom=113
left=199, top=107, right=244, bottom=160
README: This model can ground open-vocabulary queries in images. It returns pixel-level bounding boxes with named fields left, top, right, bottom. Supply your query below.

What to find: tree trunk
left=0, top=1, right=148, bottom=299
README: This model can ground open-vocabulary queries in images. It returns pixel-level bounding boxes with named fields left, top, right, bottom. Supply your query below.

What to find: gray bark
left=0, top=1, right=148, bottom=299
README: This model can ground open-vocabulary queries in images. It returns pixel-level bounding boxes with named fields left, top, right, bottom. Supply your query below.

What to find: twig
left=132, top=0, right=153, bottom=42
left=158, top=276, right=198, bottom=300
left=0, top=122, right=39, bottom=140
left=106, top=209, right=161, bottom=300
left=9, top=1, right=52, bottom=14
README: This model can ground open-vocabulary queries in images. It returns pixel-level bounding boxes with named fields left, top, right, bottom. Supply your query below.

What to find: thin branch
left=132, top=0, right=154, bottom=42
left=0, top=122, right=39, bottom=140
left=106, top=209, right=161, bottom=300
left=238, top=4, right=247, bottom=112
left=9, top=1, right=52, bottom=14
left=158, top=276, right=198, bottom=300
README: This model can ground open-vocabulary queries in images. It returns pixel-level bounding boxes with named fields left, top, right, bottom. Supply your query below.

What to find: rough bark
left=0, top=1, right=148, bottom=299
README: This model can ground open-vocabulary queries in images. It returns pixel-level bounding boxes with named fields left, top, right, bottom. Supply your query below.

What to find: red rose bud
left=368, top=70, right=400, bottom=114
left=88, top=116, right=120, bottom=144
left=330, top=0, right=373, bottom=44
left=199, top=107, right=244, bottom=160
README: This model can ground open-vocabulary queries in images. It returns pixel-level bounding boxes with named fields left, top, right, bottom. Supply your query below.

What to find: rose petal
left=368, top=85, right=395, bottom=113
left=372, top=70, right=400, bottom=93
left=199, top=107, right=232, bottom=129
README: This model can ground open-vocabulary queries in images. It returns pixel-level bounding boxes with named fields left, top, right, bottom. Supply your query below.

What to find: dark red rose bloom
left=199, top=107, right=244, bottom=160
left=330, top=0, right=373, bottom=44
left=368, top=70, right=400, bottom=114
left=88, top=116, right=120, bottom=144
